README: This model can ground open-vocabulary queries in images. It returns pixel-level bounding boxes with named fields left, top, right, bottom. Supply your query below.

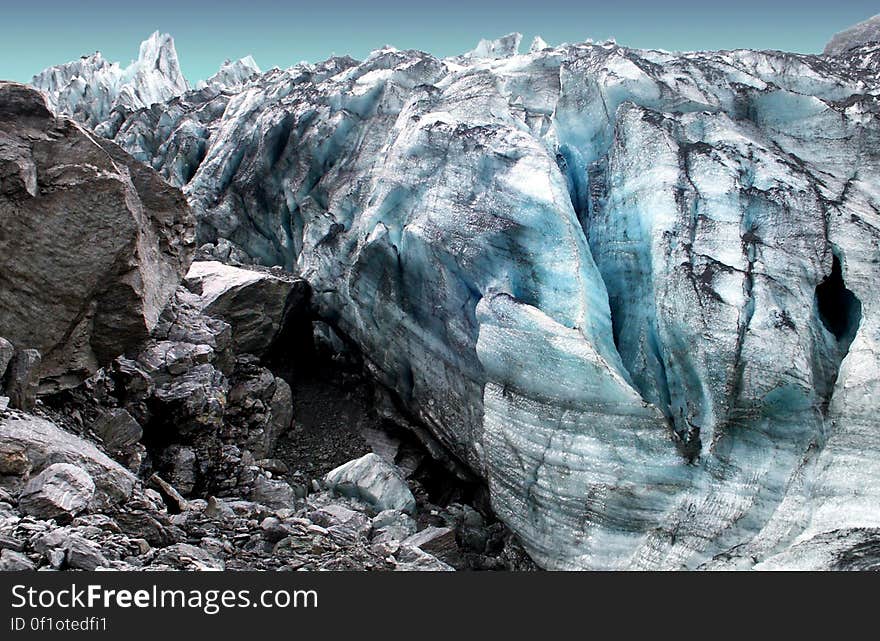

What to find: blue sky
left=2, top=0, right=877, bottom=83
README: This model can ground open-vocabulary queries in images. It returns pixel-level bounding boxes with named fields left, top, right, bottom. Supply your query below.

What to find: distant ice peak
left=529, top=35, right=549, bottom=52
left=32, top=32, right=189, bottom=127
left=198, top=55, right=262, bottom=91
left=465, top=33, right=523, bottom=59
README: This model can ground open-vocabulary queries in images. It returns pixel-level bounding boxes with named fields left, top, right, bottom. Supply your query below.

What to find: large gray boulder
left=0, top=82, right=195, bottom=393
left=0, top=412, right=136, bottom=508
left=183, top=261, right=308, bottom=356
left=324, top=453, right=416, bottom=514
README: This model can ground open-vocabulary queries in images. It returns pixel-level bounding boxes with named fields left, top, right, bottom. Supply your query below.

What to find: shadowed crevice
left=816, top=254, right=862, bottom=349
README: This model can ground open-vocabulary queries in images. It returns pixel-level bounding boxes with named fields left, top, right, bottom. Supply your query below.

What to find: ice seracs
left=197, top=56, right=261, bottom=91
left=465, top=33, right=523, bottom=59
left=32, top=31, right=189, bottom=127
left=529, top=36, right=549, bottom=52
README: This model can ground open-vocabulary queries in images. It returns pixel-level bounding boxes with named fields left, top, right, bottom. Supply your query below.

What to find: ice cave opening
left=816, top=253, right=862, bottom=349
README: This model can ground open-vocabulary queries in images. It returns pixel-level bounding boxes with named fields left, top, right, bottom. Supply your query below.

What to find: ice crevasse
left=32, top=32, right=880, bottom=569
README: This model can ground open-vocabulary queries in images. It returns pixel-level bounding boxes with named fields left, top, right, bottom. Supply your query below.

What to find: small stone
left=149, top=473, right=189, bottom=513
left=122, top=444, right=146, bottom=474
left=260, top=516, right=295, bottom=543
left=250, top=475, right=295, bottom=510
left=0, top=442, right=30, bottom=477
left=204, top=496, right=236, bottom=520
left=153, top=543, right=224, bottom=571
left=47, top=548, right=66, bottom=569
left=0, top=534, right=25, bottom=552
left=257, top=458, right=289, bottom=475
left=199, top=537, right=228, bottom=557
left=71, top=513, right=120, bottom=532
left=393, top=545, right=454, bottom=572
left=142, top=489, right=166, bottom=511
left=306, top=524, right=329, bottom=536
left=65, top=536, right=107, bottom=570
left=131, top=538, right=151, bottom=555
left=371, top=509, right=417, bottom=544
left=224, top=499, right=273, bottom=520
left=308, top=504, right=371, bottom=542
left=18, top=463, right=96, bottom=521
left=114, top=510, right=176, bottom=547
left=460, top=504, right=485, bottom=528
left=403, top=526, right=459, bottom=564
left=159, top=445, right=197, bottom=496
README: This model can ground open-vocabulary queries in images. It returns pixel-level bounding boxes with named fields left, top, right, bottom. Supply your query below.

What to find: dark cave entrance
left=816, top=254, right=862, bottom=348
left=265, top=313, right=493, bottom=512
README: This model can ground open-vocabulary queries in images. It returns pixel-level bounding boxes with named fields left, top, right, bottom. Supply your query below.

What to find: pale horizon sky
left=1, top=0, right=877, bottom=83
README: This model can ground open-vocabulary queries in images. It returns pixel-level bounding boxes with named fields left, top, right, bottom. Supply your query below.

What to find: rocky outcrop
left=92, top=285, right=295, bottom=497
left=0, top=395, right=517, bottom=570
left=183, top=261, right=309, bottom=356
left=825, top=14, right=880, bottom=55
left=0, top=82, right=195, bottom=394
left=92, top=409, right=144, bottom=453
left=0, top=278, right=526, bottom=571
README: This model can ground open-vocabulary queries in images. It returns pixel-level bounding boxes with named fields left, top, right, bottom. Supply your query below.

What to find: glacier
left=30, top=31, right=880, bottom=569
left=32, top=32, right=189, bottom=128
